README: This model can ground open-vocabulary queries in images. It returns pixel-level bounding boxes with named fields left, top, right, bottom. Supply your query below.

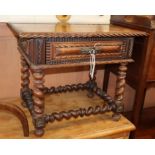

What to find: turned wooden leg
left=112, top=63, right=128, bottom=121
left=20, top=55, right=30, bottom=107
left=87, top=71, right=97, bottom=98
left=32, top=69, right=45, bottom=136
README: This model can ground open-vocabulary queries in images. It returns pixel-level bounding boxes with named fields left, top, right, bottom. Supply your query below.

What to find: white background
left=0, top=15, right=110, bottom=24
left=0, top=0, right=154, bottom=155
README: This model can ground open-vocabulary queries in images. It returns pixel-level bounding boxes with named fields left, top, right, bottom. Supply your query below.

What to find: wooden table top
left=8, top=23, right=148, bottom=38
left=0, top=91, right=135, bottom=138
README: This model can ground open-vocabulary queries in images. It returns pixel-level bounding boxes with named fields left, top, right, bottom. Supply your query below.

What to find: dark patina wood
left=8, top=23, right=147, bottom=136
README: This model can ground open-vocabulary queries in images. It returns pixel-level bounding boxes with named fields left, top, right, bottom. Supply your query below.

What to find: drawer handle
left=81, top=43, right=102, bottom=54
left=81, top=47, right=100, bottom=54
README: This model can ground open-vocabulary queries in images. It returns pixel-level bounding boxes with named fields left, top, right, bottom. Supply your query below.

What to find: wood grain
left=0, top=91, right=135, bottom=139
left=8, top=23, right=148, bottom=38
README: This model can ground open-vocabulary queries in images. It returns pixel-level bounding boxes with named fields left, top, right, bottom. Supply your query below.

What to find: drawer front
left=19, top=37, right=134, bottom=65
left=51, top=41, right=124, bottom=59
left=46, top=38, right=134, bottom=64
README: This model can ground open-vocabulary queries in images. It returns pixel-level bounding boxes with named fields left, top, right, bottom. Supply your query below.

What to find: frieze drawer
left=46, top=38, right=134, bottom=65
left=19, top=37, right=134, bottom=65
left=51, top=41, right=123, bottom=59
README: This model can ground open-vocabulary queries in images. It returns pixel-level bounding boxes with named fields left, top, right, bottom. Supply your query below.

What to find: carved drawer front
left=46, top=39, right=133, bottom=64
left=50, top=41, right=124, bottom=59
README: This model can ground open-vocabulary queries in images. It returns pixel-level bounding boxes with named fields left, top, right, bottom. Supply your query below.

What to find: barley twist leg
left=112, top=62, right=128, bottom=121
left=87, top=70, right=97, bottom=98
left=20, top=54, right=30, bottom=107
left=32, top=69, right=45, bottom=136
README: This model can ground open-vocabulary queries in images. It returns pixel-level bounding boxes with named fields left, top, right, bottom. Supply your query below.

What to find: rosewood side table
left=8, top=23, right=147, bottom=136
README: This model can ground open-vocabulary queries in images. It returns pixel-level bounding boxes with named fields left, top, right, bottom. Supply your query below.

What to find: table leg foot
left=112, top=113, right=121, bottom=121
left=35, top=128, right=44, bottom=137
left=87, top=91, right=94, bottom=98
left=33, top=116, right=45, bottom=137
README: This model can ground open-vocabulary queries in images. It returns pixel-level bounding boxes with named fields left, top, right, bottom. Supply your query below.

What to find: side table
left=8, top=23, right=147, bottom=136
